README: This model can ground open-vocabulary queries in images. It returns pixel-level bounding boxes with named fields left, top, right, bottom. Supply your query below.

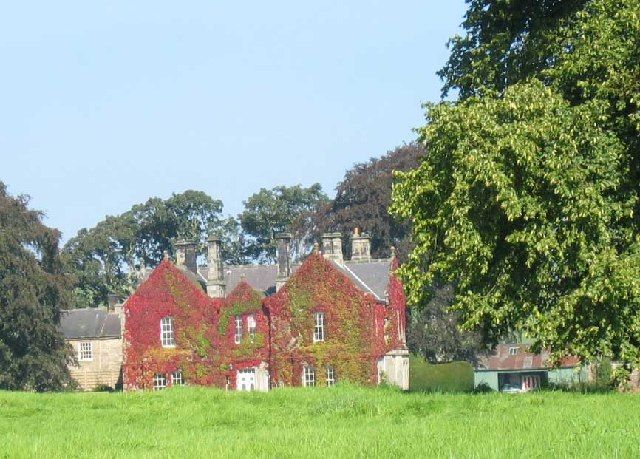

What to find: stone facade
left=60, top=307, right=123, bottom=391
left=67, top=337, right=123, bottom=390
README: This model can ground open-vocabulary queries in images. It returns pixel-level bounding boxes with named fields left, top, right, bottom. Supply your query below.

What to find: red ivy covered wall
left=265, top=254, right=403, bottom=387
left=123, top=260, right=223, bottom=390
left=123, top=254, right=407, bottom=390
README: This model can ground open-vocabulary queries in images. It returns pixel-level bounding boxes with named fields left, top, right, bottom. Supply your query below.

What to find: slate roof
left=476, top=344, right=580, bottom=371
left=198, top=258, right=393, bottom=301
left=59, top=308, right=121, bottom=339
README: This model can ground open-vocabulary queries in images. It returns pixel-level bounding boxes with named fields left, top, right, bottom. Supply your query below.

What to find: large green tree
left=64, top=190, right=243, bottom=307
left=392, top=0, right=640, bottom=365
left=0, top=182, right=73, bottom=390
left=239, top=184, right=329, bottom=263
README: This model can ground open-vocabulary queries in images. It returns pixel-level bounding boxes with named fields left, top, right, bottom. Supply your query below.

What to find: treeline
left=61, top=143, right=423, bottom=308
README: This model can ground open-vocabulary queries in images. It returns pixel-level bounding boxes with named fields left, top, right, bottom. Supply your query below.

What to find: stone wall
left=68, top=338, right=123, bottom=390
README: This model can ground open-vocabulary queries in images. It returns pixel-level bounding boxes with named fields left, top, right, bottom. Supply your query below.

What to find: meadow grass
left=1, top=385, right=639, bottom=458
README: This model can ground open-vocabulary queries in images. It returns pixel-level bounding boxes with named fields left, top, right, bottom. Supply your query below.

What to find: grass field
left=1, top=385, right=639, bottom=458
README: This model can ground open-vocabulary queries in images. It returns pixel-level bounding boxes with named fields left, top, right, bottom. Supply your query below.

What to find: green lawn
left=1, top=386, right=639, bottom=458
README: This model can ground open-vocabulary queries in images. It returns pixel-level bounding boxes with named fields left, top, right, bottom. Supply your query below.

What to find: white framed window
left=326, top=366, right=336, bottom=387
left=303, top=365, right=316, bottom=387
left=234, top=315, right=243, bottom=344
left=171, top=371, right=184, bottom=386
left=508, top=347, right=518, bottom=356
left=78, top=342, right=93, bottom=361
left=160, top=316, right=175, bottom=348
left=247, top=314, right=257, bottom=341
left=153, top=373, right=167, bottom=391
left=313, top=312, right=325, bottom=343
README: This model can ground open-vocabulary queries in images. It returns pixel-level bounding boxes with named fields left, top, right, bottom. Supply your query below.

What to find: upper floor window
left=153, top=373, right=167, bottom=391
left=303, top=365, right=316, bottom=387
left=171, top=371, right=184, bottom=386
left=78, top=342, right=93, bottom=361
left=313, top=312, right=325, bottom=343
left=160, top=317, right=175, bottom=348
left=234, top=315, right=243, bottom=344
left=508, top=347, right=518, bottom=356
left=326, top=366, right=336, bottom=387
left=247, top=314, right=257, bottom=341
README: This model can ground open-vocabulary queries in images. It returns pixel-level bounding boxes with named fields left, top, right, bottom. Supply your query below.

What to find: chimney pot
left=174, top=239, right=198, bottom=273
left=275, top=232, right=292, bottom=291
left=206, top=234, right=225, bottom=298
left=321, top=232, right=343, bottom=263
left=351, top=229, right=371, bottom=262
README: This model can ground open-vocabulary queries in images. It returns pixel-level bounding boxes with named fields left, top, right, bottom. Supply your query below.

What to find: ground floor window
left=326, top=366, right=336, bottom=387
left=171, top=371, right=184, bottom=386
left=303, top=365, right=316, bottom=387
left=153, top=373, right=167, bottom=391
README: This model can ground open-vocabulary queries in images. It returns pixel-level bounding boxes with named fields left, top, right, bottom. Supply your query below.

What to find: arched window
left=160, top=316, right=175, bottom=348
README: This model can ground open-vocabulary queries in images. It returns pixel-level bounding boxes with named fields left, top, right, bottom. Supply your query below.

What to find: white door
left=236, top=369, right=256, bottom=391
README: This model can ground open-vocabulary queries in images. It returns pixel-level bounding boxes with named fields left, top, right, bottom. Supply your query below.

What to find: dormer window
left=508, top=346, right=518, bottom=356
left=160, top=317, right=175, bottom=348
left=313, top=312, right=325, bottom=343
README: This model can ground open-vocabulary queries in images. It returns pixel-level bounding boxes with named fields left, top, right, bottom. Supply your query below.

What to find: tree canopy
left=392, top=0, right=640, bottom=365
left=316, top=144, right=423, bottom=259
left=239, top=184, right=329, bottom=263
left=63, top=190, right=243, bottom=307
left=0, top=182, right=73, bottom=390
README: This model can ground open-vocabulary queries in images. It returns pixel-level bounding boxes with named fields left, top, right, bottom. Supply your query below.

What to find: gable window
left=160, top=317, right=175, bottom=348
left=326, top=366, right=336, bottom=387
left=234, top=315, right=243, bottom=344
left=153, top=373, right=167, bottom=391
left=313, top=312, right=325, bottom=343
left=303, top=365, right=316, bottom=387
left=171, top=371, right=184, bottom=386
left=78, top=342, right=93, bottom=361
left=247, top=314, right=257, bottom=341
left=508, top=347, right=518, bottom=356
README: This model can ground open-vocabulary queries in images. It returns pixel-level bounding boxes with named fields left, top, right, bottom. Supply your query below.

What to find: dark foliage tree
left=0, top=181, right=73, bottom=391
left=316, top=143, right=424, bottom=260
left=239, top=184, right=329, bottom=263
left=63, top=190, right=244, bottom=307
left=407, top=284, right=484, bottom=364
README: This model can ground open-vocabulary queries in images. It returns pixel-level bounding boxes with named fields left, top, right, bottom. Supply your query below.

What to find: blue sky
left=1, top=1, right=465, bottom=242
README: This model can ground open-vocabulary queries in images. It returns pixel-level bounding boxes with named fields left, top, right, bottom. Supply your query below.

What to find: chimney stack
left=350, top=228, right=371, bottom=262
left=275, top=233, right=292, bottom=291
left=321, top=232, right=343, bottom=263
left=175, top=239, right=198, bottom=274
left=206, top=234, right=226, bottom=298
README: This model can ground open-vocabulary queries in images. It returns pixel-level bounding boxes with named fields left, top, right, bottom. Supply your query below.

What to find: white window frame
left=171, top=370, right=184, bottom=386
left=326, top=366, right=336, bottom=387
left=234, top=315, right=243, bottom=344
left=78, top=342, right=93, bottom=361
left=153, top=373, right=167, bottom=391
left=247, top=314, right=257, bottom=341
left=303, top=365, right=316, bottom=387
left=160, top=316, right=175, bottom=348
left=508, top=347, right=518, bottom=356
left=313, top=312, right=325, bottom=343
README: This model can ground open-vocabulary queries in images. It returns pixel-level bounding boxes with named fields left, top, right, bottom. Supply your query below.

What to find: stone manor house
left=61, top=230, right=409, bottom=391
